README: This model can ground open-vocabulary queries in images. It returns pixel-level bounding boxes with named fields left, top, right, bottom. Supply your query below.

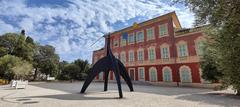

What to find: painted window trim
left=149, top=67, right=158, bottom=82
left=138, top=67, right=145, bottom=81
left=137, top=48, right=144, bottom=61
left=148, top=46, right=156, bottom=61
left=136, top=30, right=144, bottom=43
left=113, top=38, right=119, bottom=48
left=160, top=43, right=170, bottom=59
left=128, top=50, right=135, bottom=62
left=194, top=37, right=206, bottom=56
left=146, top=27, right=155, bottom=41
left=162, top=66, right=173, bottom=82
left=120, top=51, right=126, bottom=64
left=176, top=41, right=189, bottom=57
left=179, top=65, right=192, bottom=83
left=128, top=33, right=135, bottom=45
left=128, top=68, right=135, bottom=81
left=159, top=23, right=169, bottom=38
left=120, top=35, right=127, bottom=47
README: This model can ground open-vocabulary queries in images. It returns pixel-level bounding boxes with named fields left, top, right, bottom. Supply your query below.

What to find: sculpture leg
left=119, top=68, right=134, bottom=91
left=114, top=70, right=123, bottom=98
left=80, top=69, right=102, bottom=93
left=104, top=70, right=109, bottom=91
left=118, top=62, right=134, bottom=91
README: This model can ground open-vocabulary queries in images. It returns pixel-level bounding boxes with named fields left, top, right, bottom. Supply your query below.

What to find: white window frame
left=113, top=38, right=119, bottom=47
left=160, top=43, right=170, bottom=59
left=147, top=27, right=155, bottom=41
left=149, top=67, right=158, bottom=82
left=120, top=51, right=126, bottom=64
left=121, top=35, right=127, bottom=46
left=148, top=47, right=156, bottom=61
left=136, top=30, right=144, bottom=43
left=128, top=33, right=135, bottom=44
left=138, top=67, right=145, bottom=81
left=128, top=50, right=135, bottom=62
left=137, top=48, right=144, bottom=61
left=179, top=65, right=192, bottom=83
left=128, top=68, right=135, bottom=81
left=162, top=66, right=172, bottom=82
left=176, top=41, right=189, bottom=57
left=194, top=37, right=206, bottom=56
left=159, top=23, right=168, bottom=37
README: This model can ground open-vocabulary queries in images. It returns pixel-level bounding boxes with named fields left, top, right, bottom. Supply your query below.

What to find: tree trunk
left=237, top=90, right=240, bottom=96
left=33, top=68, right=38, bottom=81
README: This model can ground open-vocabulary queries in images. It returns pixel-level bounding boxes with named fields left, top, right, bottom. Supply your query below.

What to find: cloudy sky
left=0, top=0, right=194, bottom=63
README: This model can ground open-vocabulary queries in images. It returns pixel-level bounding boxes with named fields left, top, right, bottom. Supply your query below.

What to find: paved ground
left=0, top=82, right=239, bottom=107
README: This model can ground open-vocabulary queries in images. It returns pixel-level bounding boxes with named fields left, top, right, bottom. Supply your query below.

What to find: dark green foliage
left=33, top=45, right=60, bottom=77
left=176, top=0, right=240, bottom=94
left=200, top=53, right=223, bottom=82
left=58, top=59, right=90, bottom=81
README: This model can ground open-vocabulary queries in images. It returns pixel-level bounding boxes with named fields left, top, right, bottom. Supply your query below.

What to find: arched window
left=194, top=36, right=206, bottom=56
left=180, top=66, right=192, bottom=83
left=98, top=72, right=103, bottom=80
left=149, top=67, right=157, bottom=82
left=162, top=67, right=172, bottom=82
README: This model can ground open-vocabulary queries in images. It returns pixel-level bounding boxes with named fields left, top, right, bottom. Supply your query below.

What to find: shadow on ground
left=27, top=82, right=240, bottom=106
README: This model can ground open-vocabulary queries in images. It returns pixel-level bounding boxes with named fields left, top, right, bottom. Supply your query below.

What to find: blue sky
left=0, top=0, right=194, bottom=63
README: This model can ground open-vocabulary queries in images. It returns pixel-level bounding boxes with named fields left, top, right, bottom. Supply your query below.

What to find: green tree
left=0, top=55, right=33, bottom=81
left=11, top=60, right=33, bottom=80
left=74, top=59, right=90, bottom=73
left=175, top=0, right=240, bottom=95
left=33, top=45, right=60, bottom=78
left=0, top=33, right=18, bottom=57
left=0, top=32, right=35, bottom=61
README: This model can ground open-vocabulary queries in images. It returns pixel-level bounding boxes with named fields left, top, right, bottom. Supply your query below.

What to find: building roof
left=109, top=11, right=182, bottom=36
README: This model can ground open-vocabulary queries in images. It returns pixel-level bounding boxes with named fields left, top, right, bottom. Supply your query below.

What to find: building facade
left=92, top=12, right=207, bottom=86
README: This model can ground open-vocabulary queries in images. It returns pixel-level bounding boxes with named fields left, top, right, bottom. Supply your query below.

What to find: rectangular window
left=179, top=44, right=188, bottom=57
left=128, top=33, right=135, bottom=44
left=113, top=39, right=119, bottom=47
left=139, top=68, right=145, bottom=80
left=196, top=41, right=204, bottom=56
left=129, top=51, right=134, bottom=62
left=120, top=53, right=126, bottom=64
left=159, top=24, right=168, bottom=37
left=138, top=50, right=144, bottom=61
left=147, top=28, right=154, bottom=40
left=136, top=31, right=144, bottom=42
left=149, top=48, right=155, bottom=61
left=161, top=47, right=169, bottom=58
left=121, top=33, right=128, bottom=46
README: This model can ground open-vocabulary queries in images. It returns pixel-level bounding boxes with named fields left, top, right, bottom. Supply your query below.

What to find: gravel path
left=0, top=82, right=239, bottom=107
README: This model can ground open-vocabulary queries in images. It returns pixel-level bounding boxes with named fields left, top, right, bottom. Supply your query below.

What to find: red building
left=93, top=11, right=207, bottom=86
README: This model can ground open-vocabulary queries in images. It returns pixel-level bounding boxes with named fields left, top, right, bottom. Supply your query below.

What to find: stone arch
left=179, top=65, right=192, bottom=83
left=162, top=66, right=172, bottom=82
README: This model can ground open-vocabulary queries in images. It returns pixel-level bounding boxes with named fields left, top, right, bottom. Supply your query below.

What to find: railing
left=125, top=56, right=200, bottom=67
left=175, top=27, right=203, bottom=36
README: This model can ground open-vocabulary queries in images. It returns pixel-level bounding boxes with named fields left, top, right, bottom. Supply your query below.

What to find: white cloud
left=0, top=20, right=18, bottom=33
left=0, top=0, right=195, bottom=62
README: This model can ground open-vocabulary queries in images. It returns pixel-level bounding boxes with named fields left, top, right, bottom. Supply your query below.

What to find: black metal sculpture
left=80, top=33, right=134, bottom=98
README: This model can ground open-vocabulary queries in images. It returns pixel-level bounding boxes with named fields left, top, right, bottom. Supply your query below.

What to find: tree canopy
left=176, top=0, right=240, bottom=95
